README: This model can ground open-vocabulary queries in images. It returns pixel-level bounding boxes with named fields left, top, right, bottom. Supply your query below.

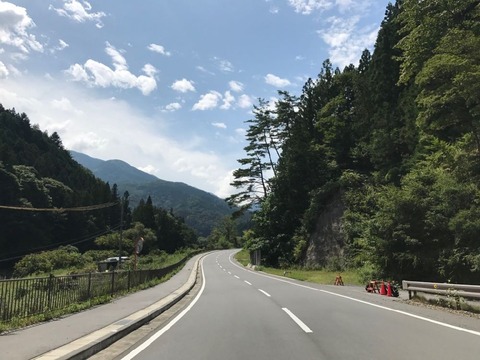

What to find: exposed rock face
left=304, top=192, right=346, bottom=268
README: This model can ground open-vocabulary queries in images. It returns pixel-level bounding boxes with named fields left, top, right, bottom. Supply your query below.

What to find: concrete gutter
left=32, top=255, right=203, bottom=360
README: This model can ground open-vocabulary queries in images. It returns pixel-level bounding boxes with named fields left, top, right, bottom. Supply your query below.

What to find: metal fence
left=0, top=257, right=188, bottom=322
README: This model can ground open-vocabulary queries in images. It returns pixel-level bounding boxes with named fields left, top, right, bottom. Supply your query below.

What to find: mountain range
left=70, top=151, right=235, bottom=237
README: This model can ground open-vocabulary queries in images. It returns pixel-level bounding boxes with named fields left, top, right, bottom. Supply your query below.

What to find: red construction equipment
left=366, top=280, right=379, bottom=293
left=379, top=281, right=387, bottom=295
left=366, top=280, right=400, bottom=297
left=386, top=282, right=393, bottom=296
left=334, top=275, right=344, bottom=286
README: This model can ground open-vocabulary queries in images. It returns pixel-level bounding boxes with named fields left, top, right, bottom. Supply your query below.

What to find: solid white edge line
left=282, top=308, right=313, bottom=333
left=120, top=256, right=207, bottom=360
left=228, top=250, right=480, bottom=338
left=258, top=289, right=271, bottom=297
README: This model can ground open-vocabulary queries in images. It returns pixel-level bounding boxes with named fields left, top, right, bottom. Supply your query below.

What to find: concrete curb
left=33, top=255, right=203, bottom=360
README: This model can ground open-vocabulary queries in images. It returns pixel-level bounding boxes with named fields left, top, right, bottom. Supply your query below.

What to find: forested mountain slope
left=70, top=151, right=237, bottom=237
left=230, top=0, right=480, bottom=283
left=0, top=105, right=121, bottom=267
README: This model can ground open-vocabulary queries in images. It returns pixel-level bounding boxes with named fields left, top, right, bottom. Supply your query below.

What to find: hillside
left=70, top=151, right=158, bottom=184
left=230, top=1, right=480, bottom=283
left=0, top=105, right=121, bottom=267
left=70, top=151, right=235, bottom=237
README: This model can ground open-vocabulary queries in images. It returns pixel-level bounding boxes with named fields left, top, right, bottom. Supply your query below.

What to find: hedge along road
left=119, top=250, right=480, bottom=360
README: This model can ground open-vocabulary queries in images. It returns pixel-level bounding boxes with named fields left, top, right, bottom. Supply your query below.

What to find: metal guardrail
left=402, top=280, right=480, bottom=300
left=0, top=257, right=190, bottom=323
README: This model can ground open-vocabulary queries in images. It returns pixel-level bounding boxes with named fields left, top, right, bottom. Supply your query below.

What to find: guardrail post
left=48, top=274, right=54, bottom=310
left=87, top=272, right=92, bottom=299
left=111, top=270, right=115, bottom=297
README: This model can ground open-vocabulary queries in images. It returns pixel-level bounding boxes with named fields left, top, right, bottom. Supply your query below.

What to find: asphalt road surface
left=114, top=250, right=480, bottom=360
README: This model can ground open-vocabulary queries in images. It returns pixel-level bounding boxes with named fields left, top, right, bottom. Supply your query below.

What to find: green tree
left=227, top=99, right=281, bottom=211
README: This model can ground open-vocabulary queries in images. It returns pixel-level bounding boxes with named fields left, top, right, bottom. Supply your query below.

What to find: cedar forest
left=0, top=0, right=479, bottom=284
left=228, top=0, right=480, bottom=283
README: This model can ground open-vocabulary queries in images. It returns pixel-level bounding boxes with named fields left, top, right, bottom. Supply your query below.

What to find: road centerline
left=282, top=308, right=313, bottom=333
left=258, top=289, right=271, bottom=297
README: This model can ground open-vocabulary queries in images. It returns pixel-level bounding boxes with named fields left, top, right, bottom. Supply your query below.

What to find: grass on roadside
left=234, top=248, right=251, bottom=266
left=411, top=294, right=480, bottom=315
left=234, top=249, right=363, bottom=286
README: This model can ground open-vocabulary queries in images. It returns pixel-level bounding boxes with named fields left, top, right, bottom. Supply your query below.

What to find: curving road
left=118, top=250, right=480, bottom=360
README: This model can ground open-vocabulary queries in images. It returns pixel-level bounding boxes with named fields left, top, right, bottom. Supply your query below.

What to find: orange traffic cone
left=379, top=281, right=387, bottom=295
left=386, top=282, right=393, bottom=297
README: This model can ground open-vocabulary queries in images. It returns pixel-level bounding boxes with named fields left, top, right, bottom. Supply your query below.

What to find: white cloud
left=318, top=15, right=379, bottom=68
left=215, top=170, right=235, bottom=199
left=0, top=61, right=9, bottom=78
left=142, top=63, right=157, bottom=77
left=56, top=39, right=69, bottom=51
left=265, top=73, right=291, bottom=87
left=237, top=94, right=253, bottom=109
left=163, top=102, right=181, bottom=112
left=196, top=65, right=215, bottom=75
left=104, top=42, right=127, bottom=70
left=235, top=128, right=246, bottom=136
left=220, top=91, right=235, bottom=110
left=0, top=1, right=43, bottom=54
left=214, top=57, right=234, bottom=72
left=0, top=76, right=234, bottom=196
left=269, top=6, right=279, bottom=14
left=288, top=0, right=332, bottom=14
left=192, top=91, right=222, bottom=111
left=212, top=122, right=227, bottom=129
left=70, top=131, right=109, bottom=150
left=229, top=80, right=244, bottom=92
left=336, top=0, right=375, bottom=14
left=138, top=164, right=157, bottom=174
left=136, top=74, right=157, bottom=96
left=49, top=0, right=106, bottom=28
left=147, top=43, right=171, bottom=56
left=51, top=97, right=83, bottom=115
left=171, top=78, right=196, bottom=93
left=65, top=42, right=157, bottom=95
left=66, top=63, right=89, bottom=82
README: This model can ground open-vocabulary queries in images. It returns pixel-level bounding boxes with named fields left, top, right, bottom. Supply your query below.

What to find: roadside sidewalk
left=0, top=254, right=203, bottom=360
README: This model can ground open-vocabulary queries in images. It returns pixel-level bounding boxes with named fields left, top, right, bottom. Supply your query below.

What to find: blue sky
left=0, top=0, right=391, bottom=197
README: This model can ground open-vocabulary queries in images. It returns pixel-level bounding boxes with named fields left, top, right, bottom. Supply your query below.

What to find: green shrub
left=14, top=247, right=85, bottom=277
left=14, top=253, right=53, bottom=277
left=357, top=261, right=379, bottom=284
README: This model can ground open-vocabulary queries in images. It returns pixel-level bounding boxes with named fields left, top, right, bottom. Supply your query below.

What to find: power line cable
left=0, top=201, right=119, bottom=212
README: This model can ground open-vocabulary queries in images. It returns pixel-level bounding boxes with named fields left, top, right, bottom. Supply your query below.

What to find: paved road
left=118, top=250, right=480, bottom=360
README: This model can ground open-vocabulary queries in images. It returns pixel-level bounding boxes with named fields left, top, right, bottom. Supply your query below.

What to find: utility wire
left=0, top=201, right=126, bottom=262
left=0, top=201, right=119, bottom=212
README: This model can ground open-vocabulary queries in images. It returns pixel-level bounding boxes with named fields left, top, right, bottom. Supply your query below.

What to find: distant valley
left=70, top=151, right=236, bottom=237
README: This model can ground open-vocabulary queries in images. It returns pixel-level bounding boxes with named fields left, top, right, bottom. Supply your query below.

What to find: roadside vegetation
left=12, top=244, right=197, bottom=278
left=0, top=248, right=199, bottom=333
left=234, top=249, right=364, bottom=286
left=227, top=1, right=480, bottom=285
